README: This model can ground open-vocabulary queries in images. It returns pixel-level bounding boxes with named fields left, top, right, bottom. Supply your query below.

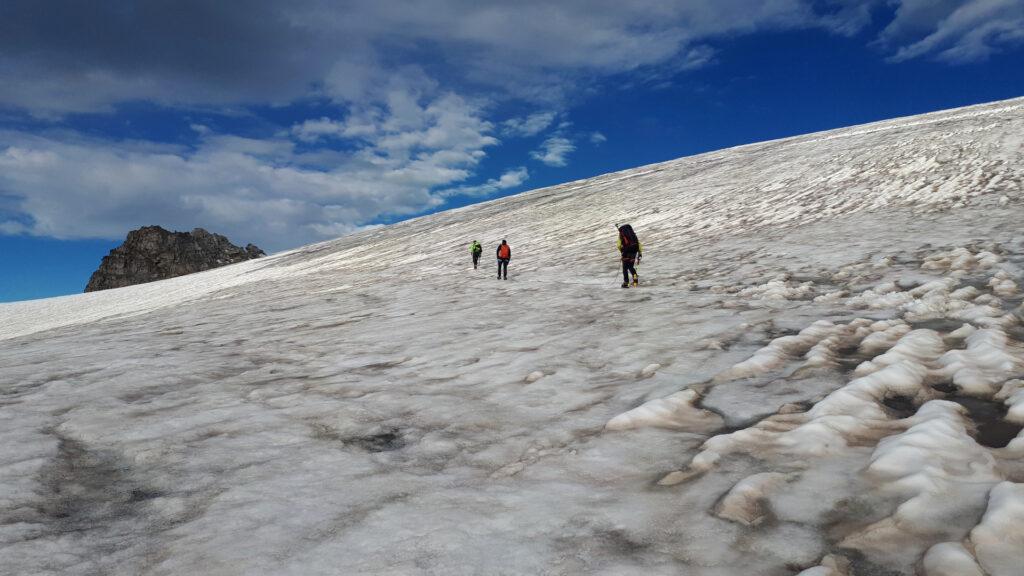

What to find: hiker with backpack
left=617, top=224, right=642, bottom=288
left=496, top=240, right=511, bottom=280
left=469, top=240, right=483, bottom=269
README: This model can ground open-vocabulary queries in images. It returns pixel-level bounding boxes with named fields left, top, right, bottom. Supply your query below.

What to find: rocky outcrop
left=85, top=226, right=265, bottom=292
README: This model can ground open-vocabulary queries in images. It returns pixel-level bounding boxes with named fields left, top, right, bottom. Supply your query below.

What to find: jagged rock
left=85, top=226, right=265, bottom=292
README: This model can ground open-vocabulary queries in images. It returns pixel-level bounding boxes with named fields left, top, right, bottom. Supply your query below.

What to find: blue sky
left=2, top=0, right=1023, bottom=302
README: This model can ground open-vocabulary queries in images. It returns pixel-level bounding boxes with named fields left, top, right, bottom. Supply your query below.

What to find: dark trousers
left=622, top=252, right=638, bottom=284
left=497, top=259, right=509, bottom=279
left=622, top=262, right=637, bottom=283
left=472, top=253, right=481, bottom=268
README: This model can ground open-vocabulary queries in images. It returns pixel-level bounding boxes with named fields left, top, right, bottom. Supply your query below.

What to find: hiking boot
left=621, top=282, right=629, bottom=288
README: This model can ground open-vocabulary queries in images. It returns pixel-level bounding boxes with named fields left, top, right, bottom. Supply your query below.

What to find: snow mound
left=969, top=481, right=1024, bottom=576
left=606, top=389, right=723, bottom=432
left=660, top=239, right=1024, bottom=571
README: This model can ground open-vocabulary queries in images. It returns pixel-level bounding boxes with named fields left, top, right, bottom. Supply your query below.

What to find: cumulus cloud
left=439, top=167, right=530, bottom=198
left=501, top=112, right=558, bottom=137
left=0, top=1, right=1012, bottom=113
left=291, top=118, right=349, bottom=142
left=0, top=89, right=500, bottom=251
left=880, top=0, right=1024, bottom=63
left=0, top=220, right=29, bottom=235
left=0, top=1, right=889, bottom=116
left=531, top=137, right=576, bottom=167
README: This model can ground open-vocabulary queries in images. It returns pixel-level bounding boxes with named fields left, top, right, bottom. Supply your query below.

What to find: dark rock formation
left=85, top=226, right=265, bottom=292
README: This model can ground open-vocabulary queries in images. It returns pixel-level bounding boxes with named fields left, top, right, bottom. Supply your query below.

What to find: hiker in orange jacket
left=496, top=239, right=511, bottom=280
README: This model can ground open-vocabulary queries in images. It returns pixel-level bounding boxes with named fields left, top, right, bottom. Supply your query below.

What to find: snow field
left=3, top=97, right=1024, bottom=574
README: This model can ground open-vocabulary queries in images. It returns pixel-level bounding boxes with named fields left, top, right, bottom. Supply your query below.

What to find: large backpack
left=619, top=224, right=639, bottom=254
left=498, top=243, right=511, bottom=259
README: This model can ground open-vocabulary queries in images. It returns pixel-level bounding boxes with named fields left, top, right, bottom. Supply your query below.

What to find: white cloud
left=2, top=1, right=1013, bottom=118
left=674, top=45, right=718, bottom=71
left=0, top=88, right=501, bottom=251
left=501, top=112, right=557, bottom=137
left=531, top=137, right=576, bottom=167
left=880, top=0, right=1024, bottom=63
left=0, top=220, right=29, bottom=234
left=440, top=167, right=530, bottom=198
left=0, top=1, right=889, bottom=116
left=590, top=132, right=607, bottom=145
left=291, top=117, right=348, bottom=142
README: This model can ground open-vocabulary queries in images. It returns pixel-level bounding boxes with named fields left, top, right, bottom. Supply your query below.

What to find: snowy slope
left=2, top=97, right=1024, bottom=575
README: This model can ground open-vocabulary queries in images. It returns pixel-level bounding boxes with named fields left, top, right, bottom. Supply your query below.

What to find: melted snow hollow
left=3, top=97, right=1024, bottom=575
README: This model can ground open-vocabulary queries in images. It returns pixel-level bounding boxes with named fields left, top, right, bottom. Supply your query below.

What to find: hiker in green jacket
left=469, top=240, right=483, bottom=269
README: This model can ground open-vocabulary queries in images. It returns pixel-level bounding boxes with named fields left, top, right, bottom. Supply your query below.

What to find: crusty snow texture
left=3, top=97, right=1024, bottom=575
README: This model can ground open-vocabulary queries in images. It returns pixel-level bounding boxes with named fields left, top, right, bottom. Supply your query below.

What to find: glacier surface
left=3, top=98, right=1024, bottom=575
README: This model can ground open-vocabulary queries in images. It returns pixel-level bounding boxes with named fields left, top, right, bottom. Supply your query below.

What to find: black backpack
left=619, top=224, right=639, bottom=253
